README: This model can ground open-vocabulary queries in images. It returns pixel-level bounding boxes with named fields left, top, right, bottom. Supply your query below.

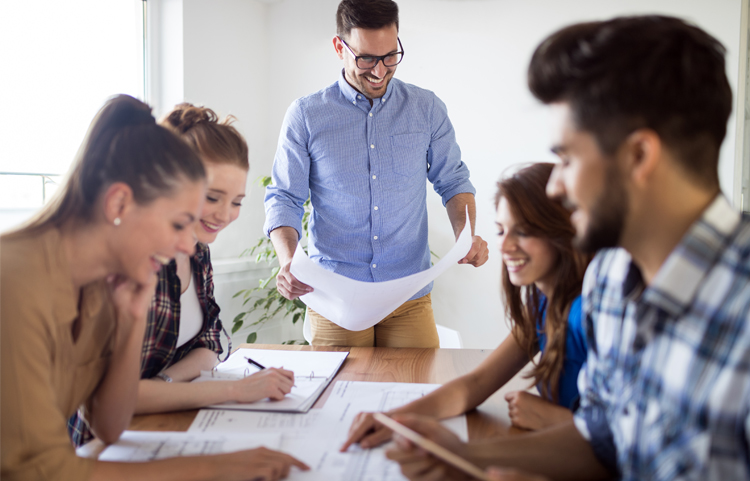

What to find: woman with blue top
left=341, top=162, right=590, bottom=450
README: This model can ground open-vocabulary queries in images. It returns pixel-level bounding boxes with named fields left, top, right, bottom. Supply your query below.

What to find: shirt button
left=370, top=144, right=375, bottom=149
left=372, top=264, right=377, bottom=268
left=372, top=175, right=377, bottom=179
left=369, top=112, right=373, bottom=117
left=352, top=100, right=356, bottom=105
left=381, top=98, right=385, bottom=103
left=374, top=206, right=379, bottom=210
left=373, top=236, right=378, bottom=240
left=357, top=95, right=361, bottom=99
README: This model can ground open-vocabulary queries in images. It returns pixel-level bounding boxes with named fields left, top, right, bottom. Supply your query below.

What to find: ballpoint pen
left=245, top=357, right=267, bottom=370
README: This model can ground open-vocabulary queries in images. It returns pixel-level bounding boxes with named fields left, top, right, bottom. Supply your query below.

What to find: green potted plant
left=231, top=176, right=311, bottom=345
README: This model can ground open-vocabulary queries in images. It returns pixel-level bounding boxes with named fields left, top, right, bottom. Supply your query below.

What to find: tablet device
left=374, top=412, right=492, bottom=481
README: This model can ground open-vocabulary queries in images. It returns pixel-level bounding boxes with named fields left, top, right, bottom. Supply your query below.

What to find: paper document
left=192, top=348, right=348, bottom=413
left=188, top=380, right=469, bottom=481
left=291, top=209, right=473, bottom=331
left=99, top=431, right=281, bottom=462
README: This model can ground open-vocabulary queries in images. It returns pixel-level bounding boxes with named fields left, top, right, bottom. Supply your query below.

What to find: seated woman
left=69, top=104, right=295, bottom=445
left=342, top=162, right=590, bottom=451
left=140, top=104, right=296, bottom=410
left=1, top=95, right=307, bottom=481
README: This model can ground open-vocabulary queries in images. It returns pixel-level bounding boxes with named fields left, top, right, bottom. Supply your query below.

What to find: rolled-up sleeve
left=264, top=99, right=312, bottom=239
left=425, top=95, right=475, bottom=206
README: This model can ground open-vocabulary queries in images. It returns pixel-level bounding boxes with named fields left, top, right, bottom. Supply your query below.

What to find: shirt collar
left=639, top=194, right=740, bottom=317
left=337, top=69, right=396, bottom=106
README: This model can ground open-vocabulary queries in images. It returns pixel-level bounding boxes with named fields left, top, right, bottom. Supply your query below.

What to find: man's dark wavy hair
left=336, top=0, right=399, bottom=40
left=528, top=16, right=732, bottom=189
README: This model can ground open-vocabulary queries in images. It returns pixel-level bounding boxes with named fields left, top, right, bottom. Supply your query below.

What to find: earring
left=113, top=217, right=121, bottom=226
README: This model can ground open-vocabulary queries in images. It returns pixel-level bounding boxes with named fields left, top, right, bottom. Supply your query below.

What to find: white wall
left=154, top=0, right=743, bottom=349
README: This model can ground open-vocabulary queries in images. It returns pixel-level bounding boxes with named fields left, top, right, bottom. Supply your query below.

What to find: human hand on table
left=504, top=391, right=573, bottom=431
left=213, top=446, right=309, bottom=481
left=275, top=261, right=313, bottom=300
left=231, top=367, right=295, bottom=402
left=384, top=414, right=472, bottom=481
left=458, top=235, right=489, bottom=267
left=340, top=411, right=395, bottom=451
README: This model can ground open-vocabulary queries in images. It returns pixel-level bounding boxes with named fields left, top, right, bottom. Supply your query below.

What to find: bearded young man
left=383, top=15, right=750, bottom=481
left=264, top=0, right=488, bottom=348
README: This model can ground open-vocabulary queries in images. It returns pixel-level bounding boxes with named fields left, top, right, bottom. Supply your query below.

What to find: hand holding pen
left=239, top=357, right=296, bottom=400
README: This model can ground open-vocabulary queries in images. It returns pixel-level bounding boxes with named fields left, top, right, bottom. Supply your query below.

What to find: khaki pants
left=308, top=293, right=440, bottom=348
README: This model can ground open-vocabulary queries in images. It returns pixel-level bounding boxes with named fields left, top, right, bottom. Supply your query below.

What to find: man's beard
left=574, top=164, right=627, bottom=254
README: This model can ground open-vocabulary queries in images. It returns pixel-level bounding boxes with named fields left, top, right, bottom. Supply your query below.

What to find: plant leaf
left=247, top=331, right=258, bottom=343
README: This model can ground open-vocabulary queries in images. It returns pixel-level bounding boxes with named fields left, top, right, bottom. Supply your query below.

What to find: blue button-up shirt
left=574, top=195, right=750, bottom=480
left=264, top=72, right=475, bottom=299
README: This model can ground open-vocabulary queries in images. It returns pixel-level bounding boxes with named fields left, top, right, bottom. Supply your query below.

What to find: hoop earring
left=113, top=218, right=121, bottom=226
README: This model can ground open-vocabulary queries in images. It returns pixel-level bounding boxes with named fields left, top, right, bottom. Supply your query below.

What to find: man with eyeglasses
left=264, top=0, right=488, bottom=348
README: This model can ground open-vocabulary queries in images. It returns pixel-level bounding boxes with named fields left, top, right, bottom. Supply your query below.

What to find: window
left=0, top=0, right=145, bottom=225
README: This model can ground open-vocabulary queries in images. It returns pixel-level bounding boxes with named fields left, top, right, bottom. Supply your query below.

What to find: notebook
left=192, top=348, right=349, bottom=413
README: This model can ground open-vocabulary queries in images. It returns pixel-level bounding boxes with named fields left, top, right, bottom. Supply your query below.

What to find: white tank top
left=176, top=274, right=203, bottom=348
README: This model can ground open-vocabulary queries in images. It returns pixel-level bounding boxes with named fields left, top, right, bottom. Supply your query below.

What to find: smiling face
left=335, top=24, right=399, bottom=99
left=112, top=179, right=205, bottom=285
left=195, top=162, right=248, bottom=244
left=546, top=103, right=628, bottom=253
left=496, top=197, right=558, bottom=295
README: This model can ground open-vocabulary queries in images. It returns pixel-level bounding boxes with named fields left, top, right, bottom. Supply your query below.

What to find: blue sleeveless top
left=536, top=294, right=587, bottom=410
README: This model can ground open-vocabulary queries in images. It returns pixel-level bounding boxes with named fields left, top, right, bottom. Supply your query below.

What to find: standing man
left=264, top=0, right=488, bottom=347
left=383, top=15, right=750, bottom=481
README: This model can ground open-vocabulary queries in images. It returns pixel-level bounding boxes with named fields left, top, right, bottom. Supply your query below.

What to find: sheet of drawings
left=187, top=381, right=468, bottom=481
left=290, top=208, right=472, bottom=331
left=99, top=431, right=281, bottom=462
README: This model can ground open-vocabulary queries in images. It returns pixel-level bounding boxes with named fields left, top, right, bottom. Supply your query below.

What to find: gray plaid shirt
left=574, top=195, right=750, bottom=480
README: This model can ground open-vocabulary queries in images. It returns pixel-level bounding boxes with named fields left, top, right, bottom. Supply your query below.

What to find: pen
left=245, top=357, right=267, bottom=370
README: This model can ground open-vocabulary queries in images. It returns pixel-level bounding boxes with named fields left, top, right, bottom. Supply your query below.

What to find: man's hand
left=487, top=467, right=551, bottom=481
left=340, top=411, right=394, bottom=452
left=276, top=261, right=313, bottom=300
left=385, top=414, right=471, bottom=481
left=458, top=235, right=489, bottom=267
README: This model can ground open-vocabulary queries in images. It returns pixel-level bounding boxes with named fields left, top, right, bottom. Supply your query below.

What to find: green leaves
left=232, top=175, right=313, bottom=346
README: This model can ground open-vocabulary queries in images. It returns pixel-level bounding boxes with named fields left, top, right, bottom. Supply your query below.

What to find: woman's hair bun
left=164, top=103, right=219, bottom=134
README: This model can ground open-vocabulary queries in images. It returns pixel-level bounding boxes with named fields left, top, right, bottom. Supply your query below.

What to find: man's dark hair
left=528, top=16, right=732, bottom=189
left=336, top=0, right=399, bottom=40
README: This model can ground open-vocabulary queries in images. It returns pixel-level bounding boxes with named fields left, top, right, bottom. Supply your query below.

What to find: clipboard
left=374, top=413, right=492, bottom=481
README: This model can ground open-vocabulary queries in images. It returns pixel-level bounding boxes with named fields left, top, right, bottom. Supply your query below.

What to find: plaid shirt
left=140, top=242, right=224, bottom=378
left=68, top=243, right=224, bottom=446
left=574, top=195, right=750, bottom=480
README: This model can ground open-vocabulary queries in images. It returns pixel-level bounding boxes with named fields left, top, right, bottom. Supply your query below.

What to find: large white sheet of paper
left=187, top=381, right=469, bottom=481
left=98, top=431, right=281, bottom=462
left=291, top=209, right=473, bottom=331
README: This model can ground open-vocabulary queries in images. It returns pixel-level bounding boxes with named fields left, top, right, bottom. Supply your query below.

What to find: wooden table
left=129, top=344, right=529, bottom=441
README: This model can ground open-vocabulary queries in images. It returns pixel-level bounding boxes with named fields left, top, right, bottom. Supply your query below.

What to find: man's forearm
left=446, top=192, right=477, bottom=238
left=468, top=420, right=612, bottom=481
left=269, top=226, right=300, bottom=266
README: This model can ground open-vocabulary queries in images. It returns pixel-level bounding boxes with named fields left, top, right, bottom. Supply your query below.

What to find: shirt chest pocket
left=390, top=133, right=429, bottom=178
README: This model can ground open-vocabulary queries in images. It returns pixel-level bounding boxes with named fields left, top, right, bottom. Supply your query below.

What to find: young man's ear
left=621, top=129, right=662, bottom=187
left=333, top=36, right=345, bottom=60
left=102, top=182, right=134, bottom=225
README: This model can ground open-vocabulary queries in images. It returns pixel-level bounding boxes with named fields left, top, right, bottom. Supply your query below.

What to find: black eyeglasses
left=339, top=37, right=404, bottom=69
